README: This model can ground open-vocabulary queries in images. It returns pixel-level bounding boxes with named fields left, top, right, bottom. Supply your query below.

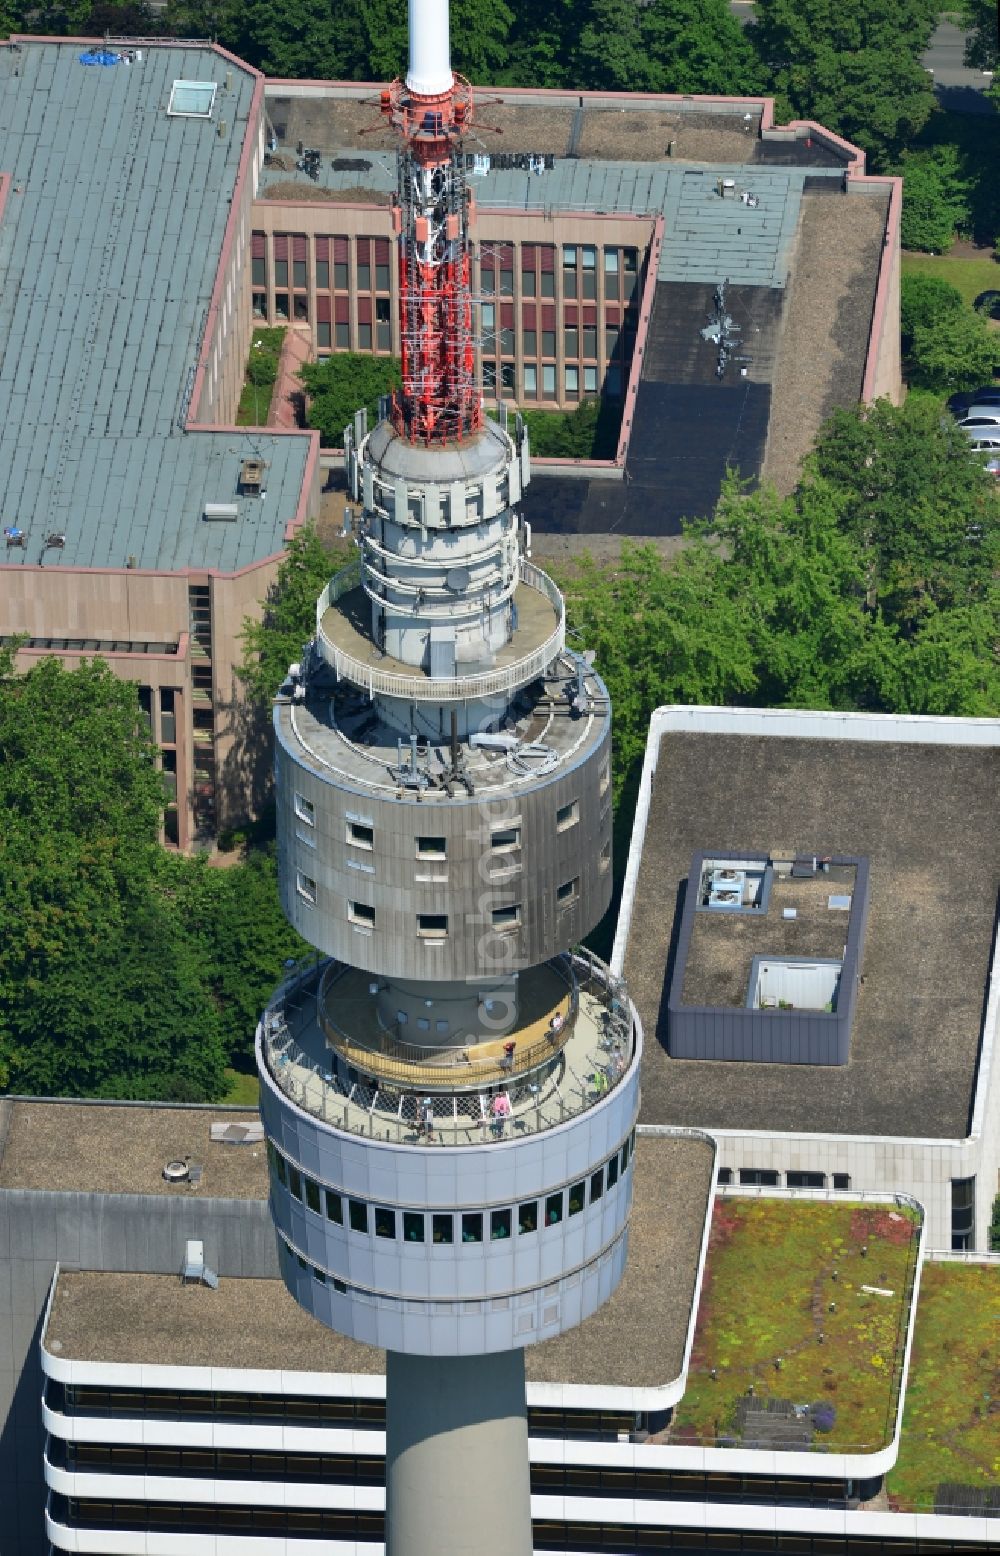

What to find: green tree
left=502, top=0, right=578, bottom=87
left=900, top=271, right=964, bottom=343
left=808, top=397, right=1000, bottom=634
left=229, top=0, right=347, bottom=78
left=752, top=0, right=938, bottom=168
left=897, top=146, right=973, bottom=253
left=574, top=0, right=759, bottom=94
left=639, top=0, right=763, bottom=95
left=300, top=353, right=402, bottom=446
left=160, top=848, right=308, bottom=1069
left=0, top=651, right=229, bottom=1100
left=908, top=305, right=1000, bottom=393
left=240, top=522, right=352, bottom=708
left=962, top=0, right=999, bottom=77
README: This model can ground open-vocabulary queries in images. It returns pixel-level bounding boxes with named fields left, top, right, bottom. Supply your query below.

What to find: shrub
left=900, top=272, right=964, bottom=343
left=897, top=146, right=973, bottom=253
left=300, top=353, right=402, bottom=445
left=908, top=306, right=1000, bottom=392
left=812, top=1402, right=837, bottom=1434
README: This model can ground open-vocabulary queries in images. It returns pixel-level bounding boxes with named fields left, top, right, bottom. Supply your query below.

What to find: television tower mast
left=257, top=2, right=641, bottom=1552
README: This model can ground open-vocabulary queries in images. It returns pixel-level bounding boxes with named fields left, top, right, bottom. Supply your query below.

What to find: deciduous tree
left=752, top=0, right=939, bottom=168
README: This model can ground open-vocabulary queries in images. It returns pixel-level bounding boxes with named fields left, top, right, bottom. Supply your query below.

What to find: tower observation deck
left=256, top=4, right=642, bottom=1552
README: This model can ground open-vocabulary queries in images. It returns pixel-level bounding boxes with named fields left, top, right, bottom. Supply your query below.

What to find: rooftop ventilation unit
left=181, top=1239, right=219, bottom=1288
left=204, top=502, right=238, bottom=522
left=163, top=1159, right=189, bottom=1183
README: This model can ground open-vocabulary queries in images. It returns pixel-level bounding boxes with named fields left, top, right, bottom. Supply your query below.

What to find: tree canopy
left=300, top=353, right=402, bottom=447
left=896, top=146, right=973, bottom=253
left=560, top=396, right=1000, bottom=805
left=240, top=522, right=353, bottom=709
left=0, top=648, right=307, bottom=1099
left=752, top=0, right=939, bottom=168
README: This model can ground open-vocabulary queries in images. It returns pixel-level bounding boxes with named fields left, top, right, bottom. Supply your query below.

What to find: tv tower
left=257, top=2, right=641, bottom=1551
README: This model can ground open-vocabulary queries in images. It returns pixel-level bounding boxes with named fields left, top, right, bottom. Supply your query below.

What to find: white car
left=957, top=416, right=1000, bottom=437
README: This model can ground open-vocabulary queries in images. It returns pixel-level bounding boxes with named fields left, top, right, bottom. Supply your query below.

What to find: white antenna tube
left=405, top=0, right=453, bottom=96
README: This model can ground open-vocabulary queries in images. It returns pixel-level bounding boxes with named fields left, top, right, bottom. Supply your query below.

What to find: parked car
left=949, top=388, right=1000, bottom=417
left=957, top=415, right=1000, bottom=435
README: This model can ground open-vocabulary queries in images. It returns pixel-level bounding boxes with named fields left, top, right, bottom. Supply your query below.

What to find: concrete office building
left=1, top=27, right=900, bottom=849
left=2, top=1098, right=996, bottom=1554
left=614, top=707, right=1000, bottom=1254
left=254, top=2, right=642, bottom=1552
left=0, top=36, right=319, bottom=849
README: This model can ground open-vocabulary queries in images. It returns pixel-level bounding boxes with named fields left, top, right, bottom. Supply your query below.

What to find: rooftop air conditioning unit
left=204, top=502, right=238, bottom=522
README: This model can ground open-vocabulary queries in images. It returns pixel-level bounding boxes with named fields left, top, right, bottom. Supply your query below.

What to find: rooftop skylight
left=167, top=80, right=218, bottom=118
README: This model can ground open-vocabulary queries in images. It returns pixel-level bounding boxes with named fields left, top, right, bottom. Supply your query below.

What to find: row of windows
left=252, top=237, right=638, bottom=304
left=52, top=1495, right=381, bottom=1539
left=299, top=887, right=586, bottom=933
left=534, top=1529, right=994, bottom=1553
left=269, top=1131, right=635, bottom=1248
left=55, top=1440, right=383, bottom=1484
left=720, top=1170, right=852, bottom=1190
left=48, top=1383, right=637, bottom=1439
left=48, top=1380, right=385, bottom=1427
left=479, top=314, right=634, bottom=363
left=49, top=1443, right=856, bottom=1510
left=296, top=797, right=594, bottom=843
left=52, top=1500, right=993, bottom=1552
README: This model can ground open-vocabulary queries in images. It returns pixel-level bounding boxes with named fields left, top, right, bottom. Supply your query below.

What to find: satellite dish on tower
left=446, top=566, right=471, bottom=592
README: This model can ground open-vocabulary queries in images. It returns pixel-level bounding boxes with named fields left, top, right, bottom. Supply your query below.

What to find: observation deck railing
left=316, top=954, right=578, bottom=1092
left=315, top=556, right=565, bottom=702
left=259, top=949, right=635, bottom=1147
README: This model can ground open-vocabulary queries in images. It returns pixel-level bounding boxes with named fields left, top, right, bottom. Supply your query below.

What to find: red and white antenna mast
left=381, top=0, right=480, bottom=446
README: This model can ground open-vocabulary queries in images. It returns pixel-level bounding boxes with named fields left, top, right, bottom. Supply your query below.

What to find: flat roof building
left=0, top=38, right=319, bottom=849
left=614, top=708, right=1000, bottom=1251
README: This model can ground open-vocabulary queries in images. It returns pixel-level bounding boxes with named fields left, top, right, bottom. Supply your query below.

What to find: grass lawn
left=223, top=1067, right=260, bottom=1106
left=670, top=1198, right=921, bottom=1453
left=901, top=251, right=999, bottom=310
left=886, top=1262, right=1000, bottom=1511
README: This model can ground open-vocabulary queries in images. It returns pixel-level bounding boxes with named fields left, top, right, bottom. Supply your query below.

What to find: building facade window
left=951, top=1176, right=975, bottom=1250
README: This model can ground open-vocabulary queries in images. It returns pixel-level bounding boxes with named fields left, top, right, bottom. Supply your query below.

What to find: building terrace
left=622, top=731, right=999, bottom=1139
left=42, top=1133, right=714, bottom=1395
left=669, top=1195, right=923, bottom=1456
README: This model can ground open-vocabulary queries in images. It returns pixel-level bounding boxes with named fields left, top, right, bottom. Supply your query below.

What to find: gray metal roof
left=260, top=152, right=831, bottom=290
left=0, top=42, right=310, bottom=572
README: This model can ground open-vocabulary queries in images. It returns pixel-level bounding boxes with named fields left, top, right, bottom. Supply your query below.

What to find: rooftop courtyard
left=669, top=1195, right=922, bottom=1454
left=886, top=1260, right=1000, bottom=1515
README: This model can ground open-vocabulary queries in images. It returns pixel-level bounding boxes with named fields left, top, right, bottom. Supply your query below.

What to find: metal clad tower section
left=256, top=4, right=642, bottom=1551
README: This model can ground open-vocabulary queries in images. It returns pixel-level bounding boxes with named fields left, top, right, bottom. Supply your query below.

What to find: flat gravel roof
left=0, top=41, right=309, bottom=572
left=42, top=1134, right=714, bottom=1391
left=0, top=1100, right=268, bottom=1200
left=625, top=733, right=999, bottom=1140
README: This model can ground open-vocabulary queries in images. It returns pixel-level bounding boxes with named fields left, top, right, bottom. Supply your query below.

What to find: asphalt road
left=921, top=17, right=996, bottom=114
left=727, top=6, right=994, bottom=116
